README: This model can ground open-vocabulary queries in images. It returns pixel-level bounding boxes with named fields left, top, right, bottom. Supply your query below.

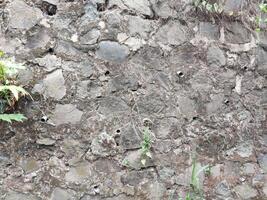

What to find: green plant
left=256, top=2, right=267, bottom=32
left=140, top=126, right=152, bottom=166
left=0, top=52, right=30, bottom=123
left=193, top=0, right=223, bottom=14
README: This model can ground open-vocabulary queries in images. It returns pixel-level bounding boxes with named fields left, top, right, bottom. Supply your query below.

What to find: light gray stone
left=258, top=154, right=267, bottom=173
left=36, top=138, right=56, bottom=146
left=65, top=162, right=91, bottom=183
left=127, top=16, right=153, bottom=38
left=234, top=184, right=258, bottom=199
left=96, top=41, right=129, bottom=62
left=122, top=0, right=152, bottom=16
left=91, top=132, right=117, bottom=157
left=123, top=149, right=153, bottom=170
left=34, top=55, right=62, bottom=72
left=33, top=69, right=66, bottom=100
left=19, top=158, right=39, bottom=173
left=52, top=104, right=83, bottom=126
left=5, top=191, right=39, bottom=200
left=50, top=188, right=72, bottom=200
left=80, top=29, right=100, bottom=45
left=7, top=0, right=43, bottom=30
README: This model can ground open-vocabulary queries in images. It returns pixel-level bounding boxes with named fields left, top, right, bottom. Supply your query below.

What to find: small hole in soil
left=243, top=66, right=248, bottom=71
left=116, top=129, right=120, bottom=133
left=41, top=1, right=57, bottom=16
left=224, top=99, right=230, bottom=105
left=40, top=116, right=48, bottom=122
left=105, top=70, right=110, bottom=76
left=177, top=71, right=184, bottom=77
left=48, top=48, right=54, bottom=53
left=192, top=116, right=198, bottom=121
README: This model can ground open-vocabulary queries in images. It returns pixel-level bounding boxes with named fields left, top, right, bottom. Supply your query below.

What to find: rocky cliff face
left=0, top=0, right=266, bottom=199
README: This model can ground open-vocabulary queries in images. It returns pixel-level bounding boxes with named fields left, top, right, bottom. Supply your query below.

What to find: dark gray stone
left=155, top=21, right=187, bottom=46
left=51, top=104, right=83, bottom=126
left=207, top=45, right=226, bottom=67
left=257, top=47, right=267, bottom=75
left=215, top=181, right=232, bottom=198
left=199, top=22, right=219, bottom=40
left=225, top=22, right=250, bottom=44
left=96, top=41, right=129, bottom=62
left=120, top=124, right=141, bottom=150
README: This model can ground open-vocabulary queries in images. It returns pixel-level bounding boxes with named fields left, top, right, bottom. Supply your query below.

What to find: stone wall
left=0, top=0, right=266, bottom=199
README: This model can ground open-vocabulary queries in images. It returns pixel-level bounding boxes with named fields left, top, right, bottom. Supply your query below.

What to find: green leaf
left=0, top=85, right=30, bottom=101
left=256, top=28, right=261, bottom=32
left=141, top=159, right=146, bottom=166
left=0, top=58, right=25, bottom=76
left=0, top=114, right=27, bottom=123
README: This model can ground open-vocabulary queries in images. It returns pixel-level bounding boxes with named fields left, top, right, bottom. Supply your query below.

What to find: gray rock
left=0, top=152, right=10, bottom=167
left=242, top=163, right=256, bottom=175
left=215, top=180, right=232, bottom=198
left=79, top=61, right=93, bottom=78
left=96, top=41, right=130, bottom=62
left=98, top=96, right=129, bottom=115
left=151, top=0, right=176, bottom=18
left=224, top=0, right=244, bottom=13
left=257, top=47, right=267, bottom=76
left=263, top=183, right=267, bottom=197
left=51, top=104, right=83, bottom=126
left=108, top=75, right=139, bottom=92
left=148, top=182, right=166, bottom=200
left=19, top=158, right=40, bottom=173
left=258, top=154, right=267, bottom=173
left=120, top=124, right=141, bottom=150
left=137, top=93, right=165, bottom=115
left=207, top=45, right=226, bottom=67
left=258, top=31, right=267, bottom=50
left=123, top=149, right=153, bottom=170
left=91, top=132, right=117, bottom=157
left=80, top=29, right=100, bottom=45
left=55, top=41, right=85, bottom=61
left=34, top=55, right=62, bottom=72
left=33, top=69, right=66, bottom=100
left=50, top=188, right=72, bottom=200
left=7, top=0, right=43, bottom=30
left=122, top=0, right=152, bottom=16
left=65, top=162, right=91, bottom=183
left=206, top=94, right=224, bottom=115
left=155, top=21, right=187, bottom=46
left=5, top=191, right=39, bottom=200
left=234, top=184, right=258, bottom=199
left=127, top=16, right=153, bottom=38
left=252, top=174, right=266, bottom=187
left=26, top=28, right=52, bottom=55
left=177, top=96, right=197, bottom=120
left=225, top=22, right=250, bottom=44
left=36, top=138, right=56, bottom=146
left=199, top=22, right=219, bottom=40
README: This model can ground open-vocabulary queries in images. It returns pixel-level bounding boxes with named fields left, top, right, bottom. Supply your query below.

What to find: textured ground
left=0, top=0, right=267, bottom=199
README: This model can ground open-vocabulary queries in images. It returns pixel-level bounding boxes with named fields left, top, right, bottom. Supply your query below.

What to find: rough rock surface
left=0, top=0, right=266, bottom=200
